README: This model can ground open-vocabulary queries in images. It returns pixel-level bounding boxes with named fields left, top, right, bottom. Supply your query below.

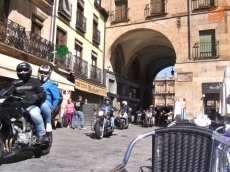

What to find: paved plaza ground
left=0, top=124, right=163, bottom=172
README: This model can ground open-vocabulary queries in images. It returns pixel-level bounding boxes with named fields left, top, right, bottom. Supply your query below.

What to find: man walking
left=74, top=96, right=87, bottom=130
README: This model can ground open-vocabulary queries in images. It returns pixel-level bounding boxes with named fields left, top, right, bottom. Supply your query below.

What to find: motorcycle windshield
left=0, top=82, right=13, bottom=97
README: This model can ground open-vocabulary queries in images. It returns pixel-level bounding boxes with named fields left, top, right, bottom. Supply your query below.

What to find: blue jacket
left=101, top=103, right=112, bottom=115
left=120, top=105, right=130, bottom=113
left=43, top=80, right=60, bottom=109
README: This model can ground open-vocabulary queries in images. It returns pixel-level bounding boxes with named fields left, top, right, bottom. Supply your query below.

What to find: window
left=150, top=0, right=165, bottom=14
left=31, top=15, right=43, bottom=36
left=115, top=0, right=128, bottom=22
left=58, top=0, right=72, bottom=20
left=93, top=14, right=100, bottom=44
left=75, top=39, right=83, bottom=58
left=56, top=27, right=67, bottom=46
left=109, top=79, right=115, bottom=93
left=0, top=0, right=10, bottom=17
left=91, top=52, right=97, bottom=66
left=117, top=82, right=124, bottom=95
left=199, top=30, right=215, bottom=57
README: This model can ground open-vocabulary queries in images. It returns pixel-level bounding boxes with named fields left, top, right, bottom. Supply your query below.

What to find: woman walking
left=65, top=98, right=75, bottom=128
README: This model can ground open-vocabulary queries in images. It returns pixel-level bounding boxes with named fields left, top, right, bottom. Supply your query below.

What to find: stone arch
left=106, top=22, right=178, bottom=60
left=126, top=45, right=175, bottom=69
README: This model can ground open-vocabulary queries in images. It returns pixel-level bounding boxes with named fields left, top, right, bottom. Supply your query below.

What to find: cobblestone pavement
left=0, top=124, right=163, bottom=172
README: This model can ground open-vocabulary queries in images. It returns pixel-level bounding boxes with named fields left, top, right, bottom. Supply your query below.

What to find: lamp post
left=171, top=66, right=174, bottom=76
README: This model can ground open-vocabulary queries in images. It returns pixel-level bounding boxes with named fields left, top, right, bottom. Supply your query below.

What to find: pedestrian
left=65, top=98, right=75, bottom=128
left=74, top=96, right=87, bottom=130
left=174, top=97, right=181, bottom=121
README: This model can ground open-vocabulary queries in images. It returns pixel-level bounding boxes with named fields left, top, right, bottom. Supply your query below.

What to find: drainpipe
left=187, top=0, right=192, bottom=60
left=50, top=0, right=57, bottom=63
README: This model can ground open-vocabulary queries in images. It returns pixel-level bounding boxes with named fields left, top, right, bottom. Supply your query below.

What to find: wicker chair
left=111, top=121, right=230, bottom=172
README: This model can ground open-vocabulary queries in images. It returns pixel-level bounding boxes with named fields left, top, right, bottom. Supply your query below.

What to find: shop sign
left=75, top=79, right=107, bottom=97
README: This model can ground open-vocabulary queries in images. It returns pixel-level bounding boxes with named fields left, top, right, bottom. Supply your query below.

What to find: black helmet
left=104, top=97, right=111, bottom=101
left=16, top=62, right=32, bottom=80
left=38, top=65, right=52, bottom=83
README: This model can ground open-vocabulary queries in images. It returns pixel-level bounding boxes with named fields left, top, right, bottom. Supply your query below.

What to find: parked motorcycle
left=91, top=107, right=115, bottom=139
left=142, top=110, right=154, bottom=127
left=0, top=80, right=52, bottom=160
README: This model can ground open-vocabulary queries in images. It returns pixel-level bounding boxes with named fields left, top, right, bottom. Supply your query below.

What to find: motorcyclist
left=101, top=97, right=115, bottom=128
left=120, top=101, right=131, bottom=124
left=149, top=105, right=156, bottom=124
left=11, top=62, right=47, bottom=144
left=38, top=65, right=60, bottom=132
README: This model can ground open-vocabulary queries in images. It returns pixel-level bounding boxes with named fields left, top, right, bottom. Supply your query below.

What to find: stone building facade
left=0, top=0, right=108, bottom=125
left=102, top=0, right=230, bottom=118
left=153, top=75, right=175, bottom=108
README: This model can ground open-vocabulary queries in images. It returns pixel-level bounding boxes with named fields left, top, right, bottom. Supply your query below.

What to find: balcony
left=0, top=16, right=54, bottom=62
left=55, top=48, right=72, bottom=71
left=73, top=55, right=88, bottom=77
left=31, top=0, right=54, bottom=8
left=58, top=0, right=72, bottom=21
left=192, top=41, right=219, bottom=60
left=145, top=2, right=167, bottom=18
left=76, top=11, right=87, bottom=33
left=192, top=0, right=215, bottom=10
left=110, top=8, right=130, bottom=24
left=90, top=65, right=101, bottom=81
left=92, top=27, right=100, bottom=44
left=24, top=32, right=54, bottom=62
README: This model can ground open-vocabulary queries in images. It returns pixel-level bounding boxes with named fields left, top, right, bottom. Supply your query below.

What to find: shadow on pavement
left=0, top=151, right=37, bottom=165
left=84, top=132, right=118, bottom=139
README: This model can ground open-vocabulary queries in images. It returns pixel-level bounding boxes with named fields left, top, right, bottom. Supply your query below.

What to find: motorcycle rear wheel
left=120, top=119, right=124, bottom=130
left=95, top=122, right=103, bottom=139
left=33, top=132, right=53, bottom=157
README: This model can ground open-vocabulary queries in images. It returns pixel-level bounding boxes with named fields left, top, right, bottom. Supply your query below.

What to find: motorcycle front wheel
left=95, top=122, right=104, bottom=139
left=120, top=119, right=124, bottom=130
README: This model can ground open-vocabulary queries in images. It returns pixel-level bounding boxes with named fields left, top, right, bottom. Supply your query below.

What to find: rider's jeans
left=27, top=105, right=46, bottom=136
left=40, top=100, right=54, bottom=124
left=75, top=111, right=85, bottom=128
left=104, top=116, right=114, bottom=127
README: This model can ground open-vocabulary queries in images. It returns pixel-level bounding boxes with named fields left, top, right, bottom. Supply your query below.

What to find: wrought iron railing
left=192, top=41, right=219, bottom=59
left=76, top=11, right=87, bottom=32
left=145, top=2, right=167, bottom=17
left=0, top=16, right=55, bottom=62
left=192, top=0, right=215, bottom=10
left=110, top=8, right=130, bottom=24
left=90, top=65, right=101, bottom=81
left=73, top=55, right=88, bottom=77
left=24, top=32, right=54, bottom=62
left=58, top=0, right=72, bottom=21
left=55, top=49, right=72, bottom=71
left=0, top=16, right=26, bottom=51
left=115, top=60, right=122, bottom=73
left=92, top=27, right=100, bottom=44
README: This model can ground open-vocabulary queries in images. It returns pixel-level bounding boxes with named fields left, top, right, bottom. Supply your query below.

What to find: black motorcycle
left=91, top=107, right=115, bottom=139
left=0, top=80, right=52, bottom=160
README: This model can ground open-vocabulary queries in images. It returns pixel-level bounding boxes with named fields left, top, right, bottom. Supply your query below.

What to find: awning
left=0, top=54, right=75, bottom=91
left=75, top=78, right=107, bottom=97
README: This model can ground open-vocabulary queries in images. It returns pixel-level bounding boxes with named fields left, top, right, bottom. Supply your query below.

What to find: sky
left=157, top=66, right=174, bottom=77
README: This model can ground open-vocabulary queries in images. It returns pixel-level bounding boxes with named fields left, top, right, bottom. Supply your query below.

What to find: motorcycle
left=136, top=110, right=142, bottom=125
left=115, top=110, right=129, bottom=130
left=91, top=107, right=115, bottom=139
left=0, top=80, right=52, bottom=160
left=142, top=110, right=154, bottom=127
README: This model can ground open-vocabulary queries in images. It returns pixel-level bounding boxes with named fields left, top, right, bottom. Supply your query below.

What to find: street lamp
left=171, top=66, right=174, bottom=75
